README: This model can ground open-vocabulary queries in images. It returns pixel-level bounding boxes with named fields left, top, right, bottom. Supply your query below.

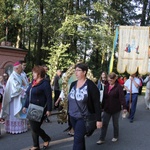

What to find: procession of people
left=0, top=61, right=149, bottom=150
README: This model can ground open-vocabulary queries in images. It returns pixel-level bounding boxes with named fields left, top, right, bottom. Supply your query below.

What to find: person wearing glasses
left=97, top=72, right=127, bottom=145
left=68, top=63, right=102, bottom=150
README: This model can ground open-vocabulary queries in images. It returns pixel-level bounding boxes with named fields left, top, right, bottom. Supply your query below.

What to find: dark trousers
left=100, top=111, right=120, bottom=140
left=29, top=119, right=50, bottom=147
left=68, top=113, right=72, bottom=129
left=138, top=86, right=143, bottom=95
left=70, top=116, right=86, bottom=150
left=54, top=90, right=61, bottom=109
left=126, top=93, right=138, bottom=121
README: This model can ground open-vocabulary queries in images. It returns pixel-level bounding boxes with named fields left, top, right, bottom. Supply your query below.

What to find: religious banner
left=117, top=26, right=149, bottom=75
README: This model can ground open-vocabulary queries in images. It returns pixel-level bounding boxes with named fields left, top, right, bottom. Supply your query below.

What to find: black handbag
left=83, top=114, right=97, bottom=136
left=74, top=97, right=97, bottom=136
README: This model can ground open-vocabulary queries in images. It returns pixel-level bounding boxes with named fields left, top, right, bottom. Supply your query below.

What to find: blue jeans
left=100, top=111, right=120, bottom=140
left=70, top=116, right=86, bottom=150
left=126, top=93, right=138, bottom=121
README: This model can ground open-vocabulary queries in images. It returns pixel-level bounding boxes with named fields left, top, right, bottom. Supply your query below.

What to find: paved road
left=0, top=95, right=150, bottom=150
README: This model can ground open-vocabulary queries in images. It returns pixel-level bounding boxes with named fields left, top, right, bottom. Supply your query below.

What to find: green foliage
left=43, top=42, right=73, bottom=80
left=0, top=37, right=6, bottom=42
left=0, top=0, right=147, bottom=78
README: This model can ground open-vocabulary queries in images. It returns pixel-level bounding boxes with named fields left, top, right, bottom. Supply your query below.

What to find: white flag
left=117, top=26, right=149, bottom=74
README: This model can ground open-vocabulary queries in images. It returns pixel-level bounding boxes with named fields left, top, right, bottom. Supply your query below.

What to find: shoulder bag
left=26, top=88, right=45, bottom=122
left=74, top=95, right=97, bottom=137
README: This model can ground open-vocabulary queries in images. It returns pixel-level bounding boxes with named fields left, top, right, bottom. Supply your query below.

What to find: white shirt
left=59, top=90, right=65, bottom=100
left=59, top=73, right=66, bottom=100
left=124, top=77, right=140, bottom=93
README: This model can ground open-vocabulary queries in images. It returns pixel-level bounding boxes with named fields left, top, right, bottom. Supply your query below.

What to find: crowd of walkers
left=0, top=61, right=149, bottom=150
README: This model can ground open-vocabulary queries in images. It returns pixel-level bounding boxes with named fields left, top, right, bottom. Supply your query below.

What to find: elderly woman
left=97, top=72, right=127, bottom=145
left=23, top=66, right=52, bottom=150
left=68, top=63, right=102, bottom=150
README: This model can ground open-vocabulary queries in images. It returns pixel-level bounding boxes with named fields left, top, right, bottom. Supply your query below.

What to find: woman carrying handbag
left=68, top=63, right=102, bottom=150
left=22, top=66, right=52, bottom=150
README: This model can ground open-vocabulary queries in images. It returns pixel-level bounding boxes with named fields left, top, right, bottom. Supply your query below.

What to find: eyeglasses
left=75, top=69, right=82, bottom=72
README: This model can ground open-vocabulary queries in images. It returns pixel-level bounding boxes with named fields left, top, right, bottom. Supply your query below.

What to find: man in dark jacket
left=53, top=70, right=62, bottom=109
left=43, top=65, right=51, bottom=123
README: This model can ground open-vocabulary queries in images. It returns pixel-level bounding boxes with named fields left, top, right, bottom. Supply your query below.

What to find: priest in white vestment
left=0, top=62, right=28, bottom=134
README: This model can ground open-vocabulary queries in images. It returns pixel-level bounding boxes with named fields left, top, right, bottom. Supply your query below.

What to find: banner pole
left=108, top=26, right=119, bottom=73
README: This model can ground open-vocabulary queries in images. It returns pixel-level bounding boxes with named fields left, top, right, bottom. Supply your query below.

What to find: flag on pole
left=108, top=26, right=119, bottom=73
left=117, top=26, right=149, bottom=74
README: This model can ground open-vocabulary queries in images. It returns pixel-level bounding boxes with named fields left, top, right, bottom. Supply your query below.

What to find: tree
left=0, top=0, right=147, bottom=78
